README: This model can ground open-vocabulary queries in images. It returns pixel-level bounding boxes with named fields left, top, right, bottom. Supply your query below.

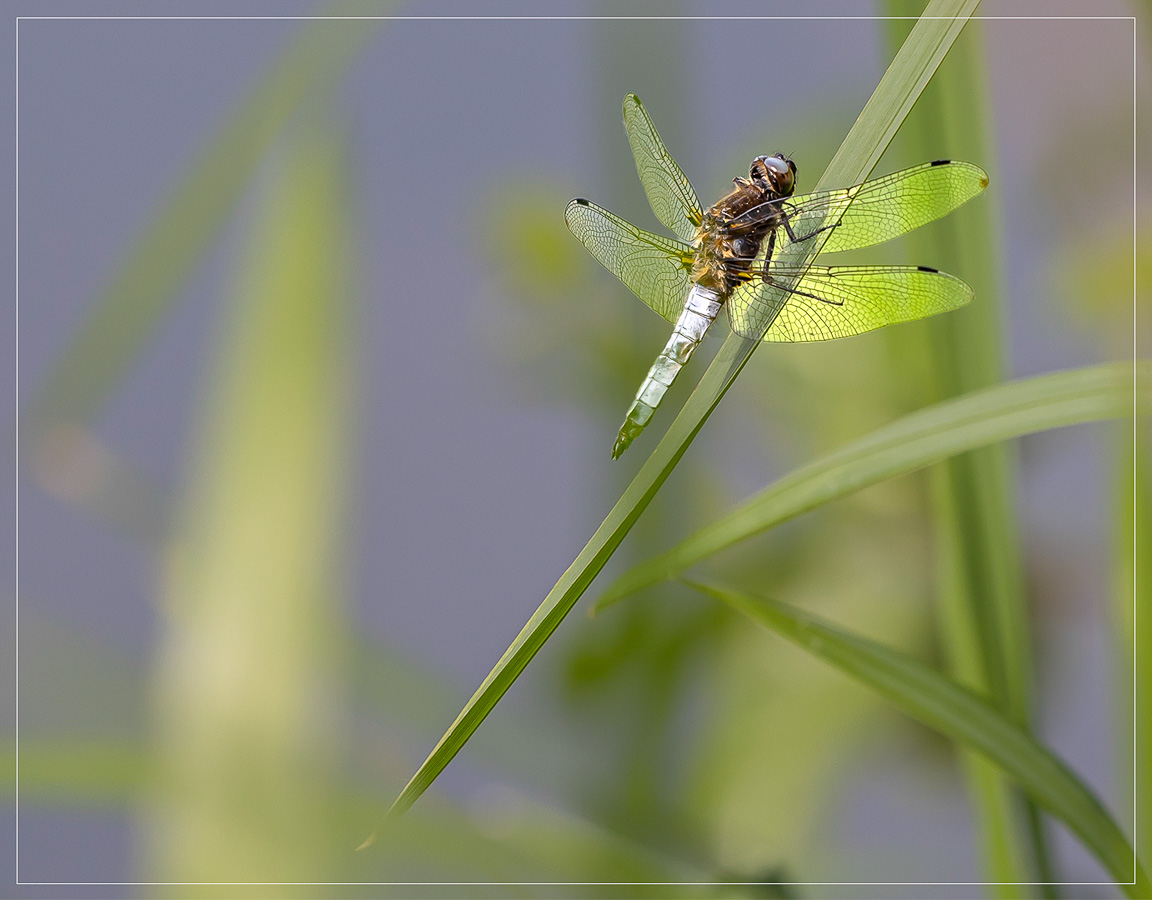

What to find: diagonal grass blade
left=685, top=579, right=1150, bottom=898
left=363, top=0, right=981, bottom=841
left=599, top=361, right=1147, bottom=608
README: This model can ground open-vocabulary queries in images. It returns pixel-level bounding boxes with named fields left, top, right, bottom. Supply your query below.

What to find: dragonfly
left=565, top=94, right=989, bottom=459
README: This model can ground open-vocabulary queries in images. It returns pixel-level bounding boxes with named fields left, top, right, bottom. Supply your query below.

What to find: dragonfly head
left=750, top=153, right=796, bottom=197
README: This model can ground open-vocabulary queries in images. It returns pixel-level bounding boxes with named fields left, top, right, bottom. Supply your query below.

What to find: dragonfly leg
left=780, top=209, right=838, bottom=244
left=764, top=275, right=843, bottom=306
left=759, top=229, right=777, bottom=276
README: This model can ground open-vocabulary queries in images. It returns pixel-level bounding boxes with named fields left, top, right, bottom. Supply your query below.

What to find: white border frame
left=11, top=7, right=1142, bottom=889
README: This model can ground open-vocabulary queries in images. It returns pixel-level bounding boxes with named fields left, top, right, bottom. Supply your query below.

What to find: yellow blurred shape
left=146, top=120, right=356, bottom=882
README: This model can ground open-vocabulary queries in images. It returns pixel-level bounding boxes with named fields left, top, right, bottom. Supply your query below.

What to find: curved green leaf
left=599, top=361, right=1147, bottom=609
left=685, top=579, right=1150, bottom=898
left=365, top=0, right=981, bottom=840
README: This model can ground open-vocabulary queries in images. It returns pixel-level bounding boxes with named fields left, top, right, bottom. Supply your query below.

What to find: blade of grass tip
left=21, top=15, right=382, bottom=450
left=599, top=362, right=1146, bottom=608
left=363, top=0, right=980, bottom=841
left=685, top=579, right=1151, bottom=898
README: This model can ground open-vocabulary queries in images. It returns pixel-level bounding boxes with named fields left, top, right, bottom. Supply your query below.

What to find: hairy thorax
left=690, top=177, right=784, bottom=297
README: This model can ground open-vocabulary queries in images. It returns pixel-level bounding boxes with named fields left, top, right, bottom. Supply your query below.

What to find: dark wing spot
left=917, top=265, right=939, bottom=273
left=573, top=198, right=590, bottom=206
left=930, top=159, right=951, bottom=166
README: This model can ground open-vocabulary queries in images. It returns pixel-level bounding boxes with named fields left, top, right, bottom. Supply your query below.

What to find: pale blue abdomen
left=612, top=286, right=722, bottom=459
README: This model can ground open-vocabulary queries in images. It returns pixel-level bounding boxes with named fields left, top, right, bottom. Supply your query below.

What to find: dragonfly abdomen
left=612, top=286, right=722, bottom=459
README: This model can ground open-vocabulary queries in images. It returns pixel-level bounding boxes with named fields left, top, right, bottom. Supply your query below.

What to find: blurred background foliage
left=9, top=3, right=1148, bottom=896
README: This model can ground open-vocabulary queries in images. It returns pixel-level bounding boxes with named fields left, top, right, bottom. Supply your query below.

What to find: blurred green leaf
left=460, top=790, right=710, bottom=887
left=484, top=186, right=588, bottom=300
left=1113, top=415, right=1152, bottom=878
left=1056, top=221, right=1149, bottom=357
left=7, top=739, right=147, bottom=805
left=5, top=739, right=707, bottom=885
left=884, top=11, right=1044, bottom=888
left=685, top=579, right=1151, bottom=899
left=147, top=119, right=356, bottom=881
left=601, top=362, right=1146, bottom=607
left=368, top=0, right=980, bottom=836
left=692, top=578, right=931, bottom=878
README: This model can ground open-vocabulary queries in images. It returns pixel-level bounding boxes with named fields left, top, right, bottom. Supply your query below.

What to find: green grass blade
left=821, top=0, right=979, bottom=188
left=882, top=10, right=1043, bottom=889
left=685, top=579, right=1151, bottom=898
left=600, top=362, right=1147, bottom=608
left=148, top=120, right=355, bottom=881
left=368, top=0, right=980, bottom=837
left=22, top=18, right=379, bottom=447
left=1113, top=414, right=1151, bottom=876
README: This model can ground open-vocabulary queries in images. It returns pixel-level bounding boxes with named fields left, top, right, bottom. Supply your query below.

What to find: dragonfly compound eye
left=762, top=155, right=795, bottom=195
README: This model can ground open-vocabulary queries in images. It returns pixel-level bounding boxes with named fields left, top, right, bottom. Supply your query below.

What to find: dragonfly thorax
left=690, top=157, right=796, bottom=296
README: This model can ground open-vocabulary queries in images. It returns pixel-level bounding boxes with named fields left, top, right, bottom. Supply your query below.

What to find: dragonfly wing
left=726, top=275, right=790, bottom=340
left=784, top=160, right=989, bottom=254
left=622, top=93, right=703, bottom=243
left=726, top=265, right=973, bottom=341
left=564, top=198, right=693, bottom=323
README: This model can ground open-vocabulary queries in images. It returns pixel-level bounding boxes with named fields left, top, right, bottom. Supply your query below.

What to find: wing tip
left=929, top=158, right=990, bottom=191
left=919, top=265, right=976, bottom=307
left=564, top=197, right=590, bottom=227
left=965, top=161, right=991, bottom=191
left=622, top=93, right=643, bottom=123
left=950, top=275, right=976, bottom=308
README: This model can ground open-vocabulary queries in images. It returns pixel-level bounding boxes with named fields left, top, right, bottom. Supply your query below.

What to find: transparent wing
left=780, top=160, right=989, bottom=255
left=622, top=93, right=703, bottom=243
left=564, top=198, right=693, bottom=323
left=726, top=265, right=973, bottom=341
